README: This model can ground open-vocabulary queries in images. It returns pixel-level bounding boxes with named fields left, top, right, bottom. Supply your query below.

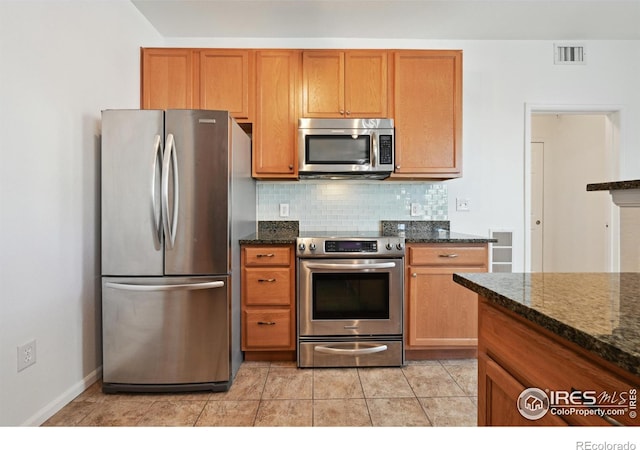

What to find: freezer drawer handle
left=104, top=281, right=224, bottom=292
left=161, top=133, right=179, bottom=249
left=314, top=344, right=388, bottom=356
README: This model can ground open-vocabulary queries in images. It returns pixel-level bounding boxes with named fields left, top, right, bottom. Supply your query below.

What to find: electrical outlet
left=279, top=203, right=290, bottom=217
left=410, top=203, right=421, bottom=216
left=456, top=198, right=470, bottom=212
left=17, top=340, right=36, bottom=372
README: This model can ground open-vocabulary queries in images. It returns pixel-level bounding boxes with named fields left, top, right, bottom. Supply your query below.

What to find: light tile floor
left=42, top=359, right=477, bottom=427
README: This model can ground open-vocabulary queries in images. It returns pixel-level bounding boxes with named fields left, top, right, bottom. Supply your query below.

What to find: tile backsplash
left=257, top=180, right=448, bottom=231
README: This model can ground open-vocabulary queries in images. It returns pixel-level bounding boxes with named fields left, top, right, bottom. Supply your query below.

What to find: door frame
left=523, top=103, right=624, bottom=272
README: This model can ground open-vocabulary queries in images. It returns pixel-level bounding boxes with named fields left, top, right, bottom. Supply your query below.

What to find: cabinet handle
left=395, top=165, right=400, bottom=170
left=412, top=273, right=417, bottom=277
left=258, top=278, right=276, bottom=283
left=256, top=253, right=275, bottom=258
left=439, top=253, right=459, bottom=258
left=257, top=321, right=276, bottom=325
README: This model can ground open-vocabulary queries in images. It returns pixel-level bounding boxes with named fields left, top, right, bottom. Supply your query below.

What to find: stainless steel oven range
left=296, top=234, right=405, bottom=368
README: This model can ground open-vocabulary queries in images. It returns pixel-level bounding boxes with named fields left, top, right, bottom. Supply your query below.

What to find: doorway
left=525, top=108, right=619, bottom=273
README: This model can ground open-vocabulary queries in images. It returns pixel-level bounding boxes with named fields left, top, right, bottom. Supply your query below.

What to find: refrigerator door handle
left=151, top=134, right=163, bottom=250
left=162, top=133, right=179, bottom=249
left=105, top=280, right=225, bottom=292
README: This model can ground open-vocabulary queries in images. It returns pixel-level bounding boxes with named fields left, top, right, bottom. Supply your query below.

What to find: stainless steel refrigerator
left=100, top=109, right=255, bottom=393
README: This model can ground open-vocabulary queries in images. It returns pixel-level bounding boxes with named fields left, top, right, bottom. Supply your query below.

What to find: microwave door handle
left=371, top=131, right=377, bottom=167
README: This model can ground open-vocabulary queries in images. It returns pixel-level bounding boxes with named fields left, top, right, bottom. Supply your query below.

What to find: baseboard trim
left=23, top=365, right=103, bottom=426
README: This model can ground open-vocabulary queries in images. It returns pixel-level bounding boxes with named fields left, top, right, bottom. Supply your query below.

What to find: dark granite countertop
left=239, top=220, right=495, bottom=245
left=586, top=179, right=640, bottom=191
left=453, top=272, right=640, bottom=377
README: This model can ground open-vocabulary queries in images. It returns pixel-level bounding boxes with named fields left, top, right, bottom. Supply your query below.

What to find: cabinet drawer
left=243, top=246, right=291, bottom=266
left=244, top=267, right=292, bottom=306
left=243, top=309, right=292, bottom=349
left=409, top=245, right=487, bottom=267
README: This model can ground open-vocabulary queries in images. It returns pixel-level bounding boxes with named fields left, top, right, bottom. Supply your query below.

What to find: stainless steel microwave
left=298, top=118, right=394, bottom=179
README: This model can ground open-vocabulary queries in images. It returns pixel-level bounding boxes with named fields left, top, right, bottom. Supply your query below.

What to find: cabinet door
left=199, top=49, right=253, bottom=121
left=478, top=353, right=568, bottom=426
left=344, top=51, right=388, bottom=118
left=302, top=51, right=344, bottom=117
left=407, top=267, right=483, bottom=349
left=391, top=50, right=462, bottom=178
left=141, top=48, right=196, bottom=109
left=253, top=50, right=300, bottom=178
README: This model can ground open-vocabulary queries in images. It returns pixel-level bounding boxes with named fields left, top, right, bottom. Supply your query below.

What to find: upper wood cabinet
left=390, top=50, right=463, bottom=179
left=253, top=50, right=300, bottom=178
left=141, top=48, right=196, bottom=109
left=198, top=49, right=254, bottom=122
left=302, top=50, right=388, bottom=118
left=141, top=48, right=253, bottom=122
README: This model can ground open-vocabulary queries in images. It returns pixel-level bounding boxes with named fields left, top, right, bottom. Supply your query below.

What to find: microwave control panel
left=379, top=135, right=393, bottom=165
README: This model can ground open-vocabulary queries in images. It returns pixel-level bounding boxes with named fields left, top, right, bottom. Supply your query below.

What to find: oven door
left=298, top=258, right=403, bottom=337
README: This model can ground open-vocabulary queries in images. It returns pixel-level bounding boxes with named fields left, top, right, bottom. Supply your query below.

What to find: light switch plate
left=279, top=203, right=290, bottom=217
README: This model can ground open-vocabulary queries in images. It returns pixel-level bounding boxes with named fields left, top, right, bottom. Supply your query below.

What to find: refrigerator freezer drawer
left=102, top=276, right=230, bottom=389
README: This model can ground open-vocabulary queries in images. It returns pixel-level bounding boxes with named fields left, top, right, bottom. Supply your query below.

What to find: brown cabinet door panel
left=254, top=50, right=300, bottom=177
left=141, top=48, right=195, bottom=109
left=199, top=50, right=253, bottom=121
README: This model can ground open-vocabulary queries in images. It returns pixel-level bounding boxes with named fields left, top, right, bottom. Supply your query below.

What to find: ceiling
left=131, top=0, right=640, bottom=40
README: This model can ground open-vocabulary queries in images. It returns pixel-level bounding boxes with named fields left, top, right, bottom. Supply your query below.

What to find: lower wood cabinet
left=478, top=298, right=640, bottom=426
left=405, top=243, right=488, bottom=359
left=241, top=244, right=296, bottom=361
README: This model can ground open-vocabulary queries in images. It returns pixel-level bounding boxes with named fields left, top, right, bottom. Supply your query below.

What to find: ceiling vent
left=554, top=43, right=586, bottom=65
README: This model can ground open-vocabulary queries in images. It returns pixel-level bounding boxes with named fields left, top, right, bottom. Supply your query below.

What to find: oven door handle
left=304, top=262, right=397, bottom=270
left=314, top=344, right=388, bottom=356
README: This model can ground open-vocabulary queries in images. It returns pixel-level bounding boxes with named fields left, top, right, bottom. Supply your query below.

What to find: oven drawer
left=409, top=244, right=488, bottom=267
left=298, top=339, right=404, bottom=368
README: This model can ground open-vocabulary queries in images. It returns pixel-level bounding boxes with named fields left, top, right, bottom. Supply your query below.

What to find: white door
left=530, top=114, right=612, bottom=272
left=531, top=142, right=544, bottom=272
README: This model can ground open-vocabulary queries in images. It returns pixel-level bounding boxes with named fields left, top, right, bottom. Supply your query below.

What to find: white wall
left=0, top=1, right=162, bottom=426
left=1, top=1, right=639, bottom=427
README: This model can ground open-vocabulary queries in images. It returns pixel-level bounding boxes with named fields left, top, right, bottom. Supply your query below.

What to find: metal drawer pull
left=438, top=253, right=459, bottom=258
left=258, top=278, right=276, bottom=282
left=257, top=321, right=276, bottom=325
left=256, top=253, right=275, bottom=258
left=314, top=344, right=388, bottom=356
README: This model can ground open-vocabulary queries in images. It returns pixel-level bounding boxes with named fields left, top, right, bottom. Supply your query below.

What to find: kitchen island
left=453, top=272, right=639, bottom=426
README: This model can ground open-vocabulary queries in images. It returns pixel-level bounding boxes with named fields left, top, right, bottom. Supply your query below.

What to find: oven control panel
left=297, top=237, right=405, bottom=257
